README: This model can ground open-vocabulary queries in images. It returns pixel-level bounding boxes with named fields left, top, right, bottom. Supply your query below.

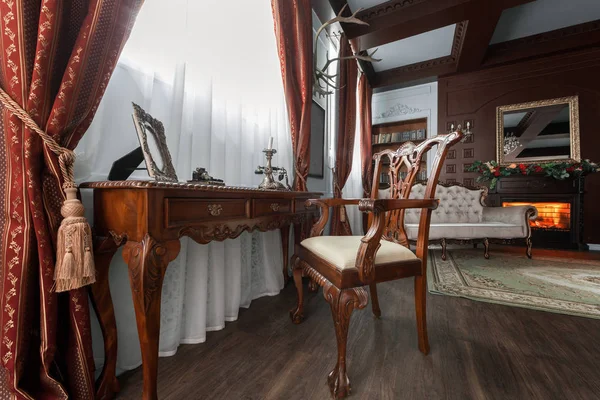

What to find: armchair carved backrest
left=370, top=130, right=464, bottom=257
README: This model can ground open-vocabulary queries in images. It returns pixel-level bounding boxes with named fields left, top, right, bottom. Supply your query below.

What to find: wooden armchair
left=290, top=130, right=464, bottom=398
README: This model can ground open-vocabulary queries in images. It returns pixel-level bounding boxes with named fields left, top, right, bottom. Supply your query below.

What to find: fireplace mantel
left=487, top=175, right=586, bottom=250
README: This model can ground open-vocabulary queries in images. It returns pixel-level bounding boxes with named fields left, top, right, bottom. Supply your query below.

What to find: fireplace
left=503, top=202, right=571, bottom=231
left=487, top=176, right=586, bottom=250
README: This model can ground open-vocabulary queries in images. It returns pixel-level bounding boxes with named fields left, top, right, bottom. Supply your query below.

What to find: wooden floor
left=117, top=251, right=600, bottom=400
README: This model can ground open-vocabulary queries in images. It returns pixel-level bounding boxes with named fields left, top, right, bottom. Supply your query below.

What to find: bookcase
left=372, top=117, right=428, bottom=189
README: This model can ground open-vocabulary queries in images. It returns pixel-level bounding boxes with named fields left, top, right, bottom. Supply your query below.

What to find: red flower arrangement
left=467, top=159, right=599, bottom=189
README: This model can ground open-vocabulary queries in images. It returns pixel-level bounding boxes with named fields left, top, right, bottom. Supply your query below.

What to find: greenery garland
left=466, top=159, right=600, bottom=189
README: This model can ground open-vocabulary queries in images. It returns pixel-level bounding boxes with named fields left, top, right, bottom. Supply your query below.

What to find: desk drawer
left=253, top=199, right=292, bottom=217
left=165, top=198, right=249, bottom=227
left=295, top=199, right=316, bottom=213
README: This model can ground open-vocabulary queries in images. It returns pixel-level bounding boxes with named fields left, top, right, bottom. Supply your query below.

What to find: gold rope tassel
left=54, top=188, right=95, bottom=292
left=0, top=88, right=95, bottom=292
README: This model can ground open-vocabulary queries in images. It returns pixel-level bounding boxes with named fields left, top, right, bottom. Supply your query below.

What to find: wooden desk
left=81, top=181, right=320, bottom=400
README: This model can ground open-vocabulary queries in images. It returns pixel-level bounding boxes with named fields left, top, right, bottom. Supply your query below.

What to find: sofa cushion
left=380, top=184, right=484, bottom=224
left=300, top=236, right=416, bottom=270
left=404, top=184, right=484, bottom=224
left=405, top=222, right=526, bottom=240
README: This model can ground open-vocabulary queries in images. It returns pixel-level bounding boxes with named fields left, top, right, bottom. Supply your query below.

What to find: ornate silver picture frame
left=132, top=102, right=178, bottom=182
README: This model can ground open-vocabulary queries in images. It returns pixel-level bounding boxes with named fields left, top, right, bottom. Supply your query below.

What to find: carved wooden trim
left=372, top=21, right=467, bottom=87
left=80, top=180, right=322, bottom=195
left=207, top=204, right=223, bottom=216
left=108, top=230, right=128, bottom=247
left=358, top=0, right=425, bottom=22
left=179, top=217, right=295, bottom=245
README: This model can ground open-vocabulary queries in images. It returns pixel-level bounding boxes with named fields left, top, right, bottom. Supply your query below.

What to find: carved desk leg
left=122, top=234, right=181, bottom=400
left=89, top=236, right=124, bottom=400
left=280, top=224, right=290, bottom=285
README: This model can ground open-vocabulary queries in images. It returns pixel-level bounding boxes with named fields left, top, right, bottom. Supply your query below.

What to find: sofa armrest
left=482, top=205, right=538, bottom=225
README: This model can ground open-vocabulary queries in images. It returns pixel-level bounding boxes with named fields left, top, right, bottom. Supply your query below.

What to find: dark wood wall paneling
left=438, top=47, right=600, bottom=243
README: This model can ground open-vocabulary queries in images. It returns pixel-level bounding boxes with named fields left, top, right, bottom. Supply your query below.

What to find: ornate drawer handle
left=270, top=203, right=280, bottom=212
left=208, top=204, right=223, bottom=216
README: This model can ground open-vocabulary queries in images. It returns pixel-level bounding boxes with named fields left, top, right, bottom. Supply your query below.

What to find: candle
left=268, top=137, right=273, bottom=150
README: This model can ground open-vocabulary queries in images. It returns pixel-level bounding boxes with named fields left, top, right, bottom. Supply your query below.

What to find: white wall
left=371, top=82, right=439, bottom=174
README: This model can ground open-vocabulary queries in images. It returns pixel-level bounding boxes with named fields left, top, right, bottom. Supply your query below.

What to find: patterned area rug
left=428, top=249, right=600, bottom=319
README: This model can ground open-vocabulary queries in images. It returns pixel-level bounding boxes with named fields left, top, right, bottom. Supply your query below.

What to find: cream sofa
left=383, top=183, right=538, bottom=259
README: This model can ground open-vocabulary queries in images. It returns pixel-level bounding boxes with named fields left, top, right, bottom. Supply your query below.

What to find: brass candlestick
left=255, top=149, right=291, bottom=190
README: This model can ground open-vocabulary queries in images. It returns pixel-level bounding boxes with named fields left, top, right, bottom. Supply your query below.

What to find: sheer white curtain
left=76, top=0, right=292, bottom=373
left=344, top=91, right=366, bottom=235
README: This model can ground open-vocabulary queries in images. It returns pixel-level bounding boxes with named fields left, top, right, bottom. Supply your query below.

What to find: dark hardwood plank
left=116, top=251, right=600, bottom=399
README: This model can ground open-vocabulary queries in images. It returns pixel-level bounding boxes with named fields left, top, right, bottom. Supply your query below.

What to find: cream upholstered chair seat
left=301, top=236, right=417, bottom=270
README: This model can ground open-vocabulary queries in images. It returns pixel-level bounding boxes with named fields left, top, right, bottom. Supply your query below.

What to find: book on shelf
left=379, top=172, right=390, bottom=184
left=392, top=132, right=401, bottom=142
left=401, top=131, right=411, bottom=141
left=410, top=130, right=418, bottom=140
left=372, top=134, right=378, bottom=144
left=417, top=129, right=426, bottom=140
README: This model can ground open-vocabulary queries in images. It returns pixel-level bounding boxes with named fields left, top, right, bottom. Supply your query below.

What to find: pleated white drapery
left=75, top=0, right=292, bottom=373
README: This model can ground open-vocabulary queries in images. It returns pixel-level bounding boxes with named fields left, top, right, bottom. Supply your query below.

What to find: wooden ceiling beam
left=455, top=6, right=504, bottom=72
left=347, top=0, right=534, bottom=52
left=484, top=20, right=600, bottom=67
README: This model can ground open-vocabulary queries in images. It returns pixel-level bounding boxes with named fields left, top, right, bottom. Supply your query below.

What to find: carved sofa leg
left=441, top=238, right=447, bottom=261
left=483, top=238, right=490, bottom=259
left=526, top=237, right=533, bottom=259
left=323, top=285, right=368, bottom=399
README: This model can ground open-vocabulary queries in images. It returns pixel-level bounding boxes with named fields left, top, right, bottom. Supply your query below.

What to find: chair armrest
left=306, top=198, right=363, bottom=207
left=358, top=198, right=439, bottom=213
left=306, top=198, right=438, bottom=237
left=482, top=205, right=538, bottom=225
left=305, top=198, right=362, bottom=237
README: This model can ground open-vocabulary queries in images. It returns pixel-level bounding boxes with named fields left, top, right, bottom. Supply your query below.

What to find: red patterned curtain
left=330, top=36, right=358, bottom=236
left=358, top=73, right=374, bottom=234
left=271, top=0, right=312, bottom=191
left=0, top=1, right=143, bottom=398
left=358, top=73, right=374, bottom=198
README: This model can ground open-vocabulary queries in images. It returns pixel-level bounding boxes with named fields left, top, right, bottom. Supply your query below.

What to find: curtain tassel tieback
left=0, top=88, right=95, bottom=292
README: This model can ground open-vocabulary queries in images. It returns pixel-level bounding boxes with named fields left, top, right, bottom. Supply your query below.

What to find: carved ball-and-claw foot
left=328, top=365, right=351, bottom=399
left=289, top=307, right=305, bottom=324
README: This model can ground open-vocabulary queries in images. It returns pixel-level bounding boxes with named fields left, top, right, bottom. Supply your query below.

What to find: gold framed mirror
left=496, top=96, right=580, bottom=165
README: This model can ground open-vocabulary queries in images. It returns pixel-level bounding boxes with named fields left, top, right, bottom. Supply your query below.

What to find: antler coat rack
left=313, top=4, right=381, bottom=96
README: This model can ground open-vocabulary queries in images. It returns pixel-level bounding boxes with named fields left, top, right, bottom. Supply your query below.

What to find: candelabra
left=503, top=132, right=522, bottom=155
left=449, top=122, right=473, bottom=142
left=255, top=149, right=291, bottom=190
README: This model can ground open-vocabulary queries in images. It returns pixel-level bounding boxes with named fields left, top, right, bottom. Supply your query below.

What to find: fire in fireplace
left=503, top=202, right=571, bottom=231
